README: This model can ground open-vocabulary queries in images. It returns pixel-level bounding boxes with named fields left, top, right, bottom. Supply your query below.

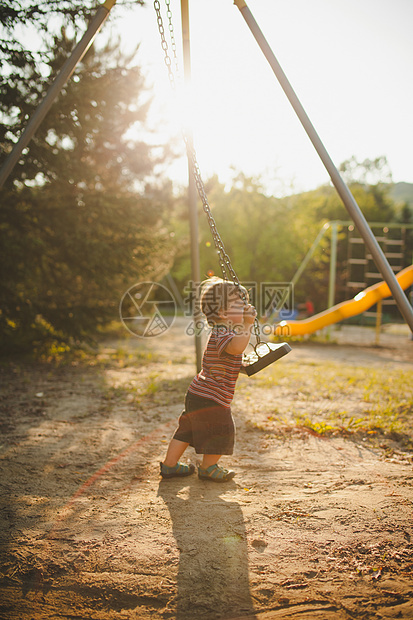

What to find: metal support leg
left=0, top=0, right=117, bottom=189
left=328, top=221, right=338, bottom=310
left=181, top=0, right=203, bottom=372
left=233, top=0, right=413, bottom=332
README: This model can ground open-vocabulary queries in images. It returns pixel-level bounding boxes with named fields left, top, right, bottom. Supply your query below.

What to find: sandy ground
left=0, top=320, right=412, bottom=620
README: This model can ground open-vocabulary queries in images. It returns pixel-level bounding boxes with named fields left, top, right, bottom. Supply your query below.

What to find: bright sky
left=108, top=0, right=413, bottom=195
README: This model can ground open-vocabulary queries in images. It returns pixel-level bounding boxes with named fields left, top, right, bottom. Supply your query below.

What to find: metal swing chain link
left=153, top=0, right=261, bottom=346
left=154, top=0, right=176, bottom=90
left=165, top=0, right=180, bottom=77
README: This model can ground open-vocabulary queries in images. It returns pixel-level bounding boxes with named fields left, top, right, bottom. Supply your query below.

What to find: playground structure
left=1, top=0, right=413, bottom=367
left=269, top=220, right=413, bottom=337
left=276, top=264, right=413, bottom=338
left=346, top=222, right=413, bottom=317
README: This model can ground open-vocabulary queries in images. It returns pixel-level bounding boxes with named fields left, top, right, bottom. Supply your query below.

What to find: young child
left=160, top=277, right=257, bottom=482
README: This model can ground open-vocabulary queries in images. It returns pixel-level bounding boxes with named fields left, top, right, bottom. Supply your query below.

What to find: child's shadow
left=158, top=478, right=257, bottom=619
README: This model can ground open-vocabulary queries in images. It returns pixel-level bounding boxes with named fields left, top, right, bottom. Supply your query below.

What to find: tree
left=168, top=161, right=402, bottom=319
left=339, top=156, right=393, bottom=186
left=0, top=14, right=176, bottom=352
left=170, top=173, right=323, bottom=316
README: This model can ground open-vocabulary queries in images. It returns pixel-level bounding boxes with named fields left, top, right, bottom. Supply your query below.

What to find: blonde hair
left=200, top=277, right=248, bottom=326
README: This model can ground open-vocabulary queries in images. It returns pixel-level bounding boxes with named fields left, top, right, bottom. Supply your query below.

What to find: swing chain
left=186, top=139, right=262, bottom=344
left=187, top=145, right=237, bottom=283
left=165, top=0, right=180, bottom=77
left=153, top=0, right=261, bottom=345
left=154, top=0, right=176, bottom=90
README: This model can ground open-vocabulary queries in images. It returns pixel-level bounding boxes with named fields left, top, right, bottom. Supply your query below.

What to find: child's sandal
left=160, top=462, right=195, bottom=479
left=197, top=464, right=236, bottom=483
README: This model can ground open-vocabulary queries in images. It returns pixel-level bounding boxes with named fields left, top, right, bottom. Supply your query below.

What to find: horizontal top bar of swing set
left=233, top=0, right=413, bottom=332
left=323, top=221, right=413, bottom=230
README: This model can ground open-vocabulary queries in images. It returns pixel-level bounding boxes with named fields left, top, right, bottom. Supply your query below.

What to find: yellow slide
left=275, top=265, right=413, bottom=336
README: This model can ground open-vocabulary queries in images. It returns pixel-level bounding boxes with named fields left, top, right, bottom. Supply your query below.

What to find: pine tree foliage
left=0, top=6, right=175, bottom=352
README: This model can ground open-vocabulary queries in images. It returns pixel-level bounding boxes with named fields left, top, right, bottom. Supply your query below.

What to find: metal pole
left=181, top=0, right=203, bottom=371
left=328, top=221, right=338, bottom=310
left=0, top=0, right=117, bottom=189
left=375, top=299, right=382, bottom=345
left=326, top=221, right=338, bottom=339
left=233, top=0, right=413, bottom=332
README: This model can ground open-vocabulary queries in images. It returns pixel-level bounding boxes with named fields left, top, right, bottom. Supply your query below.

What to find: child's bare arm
left=225, top=304, right=257, bottom=355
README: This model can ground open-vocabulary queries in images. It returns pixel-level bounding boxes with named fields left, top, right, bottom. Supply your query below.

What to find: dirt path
left=0, top=321, right=412, bottom=619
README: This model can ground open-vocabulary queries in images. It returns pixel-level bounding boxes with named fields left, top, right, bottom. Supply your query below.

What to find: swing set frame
left=1, top=0, right=412, bottom=370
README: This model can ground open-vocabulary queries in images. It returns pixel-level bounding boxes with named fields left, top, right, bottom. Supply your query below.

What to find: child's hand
left=243, top=304, right=257, bottom=325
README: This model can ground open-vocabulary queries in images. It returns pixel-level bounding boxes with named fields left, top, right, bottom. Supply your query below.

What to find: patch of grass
left=144, top=372, right=160, bottom=397
left=95, top=347, right=161, bottom=368
left=101, top=372, right=192, bottom=409
left=252, top=360, right=413, bottom=442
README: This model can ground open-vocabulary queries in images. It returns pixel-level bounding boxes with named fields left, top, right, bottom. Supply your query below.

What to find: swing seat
left=241, top=342, right=291, bottom=376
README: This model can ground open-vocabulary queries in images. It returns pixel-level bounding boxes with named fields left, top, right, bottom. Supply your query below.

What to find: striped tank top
left=188, top=325, right=243, bottom=407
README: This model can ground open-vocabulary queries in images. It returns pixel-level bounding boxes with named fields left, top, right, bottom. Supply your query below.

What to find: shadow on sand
left=158, top=477, right=257, bottom=620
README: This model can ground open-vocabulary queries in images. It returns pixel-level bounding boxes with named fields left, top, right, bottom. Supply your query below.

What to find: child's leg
left=201, top=454, right=221, bottom=468
left=163, top=438, right=190, bottom=467
left=198, top=455, right=235, bottom=482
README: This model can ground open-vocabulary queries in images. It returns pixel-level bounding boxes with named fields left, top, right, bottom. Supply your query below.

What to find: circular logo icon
left=119, top=282, right=176, bottom=338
